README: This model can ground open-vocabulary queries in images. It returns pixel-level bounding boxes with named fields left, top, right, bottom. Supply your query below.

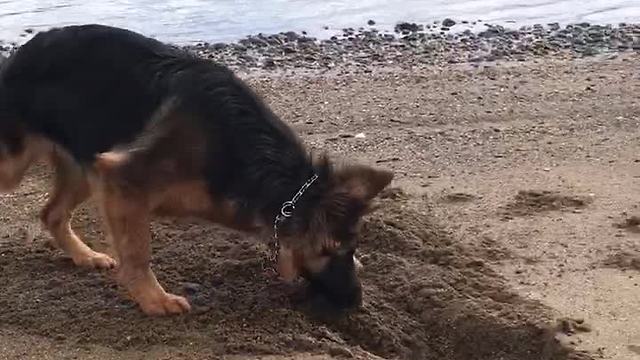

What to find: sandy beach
left=0, top=22, right=639, bottom=360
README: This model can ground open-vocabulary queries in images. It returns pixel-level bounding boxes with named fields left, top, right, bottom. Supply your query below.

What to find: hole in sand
left=500, top=190, right=591, bottom=218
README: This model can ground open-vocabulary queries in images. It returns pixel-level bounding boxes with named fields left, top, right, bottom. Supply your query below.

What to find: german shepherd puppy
left=0, top=25, right=393, bottom=316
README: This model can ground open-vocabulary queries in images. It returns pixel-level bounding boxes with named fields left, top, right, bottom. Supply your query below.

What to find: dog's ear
left=334, top=165, right=394, bottom=202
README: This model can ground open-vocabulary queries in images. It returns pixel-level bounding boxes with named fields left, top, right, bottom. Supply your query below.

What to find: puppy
left=0, top=24, right=393, bottom=316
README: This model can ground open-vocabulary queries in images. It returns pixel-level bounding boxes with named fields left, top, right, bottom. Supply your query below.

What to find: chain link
left=273, top=173, right=319, bottom=240
left=265, top=173, right=319, bottom=273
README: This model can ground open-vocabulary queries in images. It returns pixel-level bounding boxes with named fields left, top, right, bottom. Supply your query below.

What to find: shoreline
left=1, top=21, right=639, bottom=71
left=187, top=21, right=639, bottom=71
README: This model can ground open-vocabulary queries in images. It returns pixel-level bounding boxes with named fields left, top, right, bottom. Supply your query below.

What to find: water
left=0, top=0, right=639, bottom=45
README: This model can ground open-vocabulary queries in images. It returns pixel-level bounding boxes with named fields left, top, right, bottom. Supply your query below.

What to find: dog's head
left=275, top=160, right=393, bottom=311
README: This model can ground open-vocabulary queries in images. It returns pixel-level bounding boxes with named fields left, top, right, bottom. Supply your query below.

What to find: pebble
left=443, top=18, right=456, bottom=27
left=394, top=22, right=422, bottom=33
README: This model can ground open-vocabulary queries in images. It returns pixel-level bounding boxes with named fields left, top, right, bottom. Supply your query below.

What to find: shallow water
left=0, top=0, right=639, bottom=45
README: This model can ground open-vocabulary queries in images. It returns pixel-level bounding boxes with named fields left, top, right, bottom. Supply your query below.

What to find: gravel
left=1, top=20, right=639, bottom=71
left=183, top=21, right=640, bottom=70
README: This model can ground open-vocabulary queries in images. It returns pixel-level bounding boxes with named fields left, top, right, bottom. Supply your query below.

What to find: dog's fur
left=0, top=25, right=393, bottom=315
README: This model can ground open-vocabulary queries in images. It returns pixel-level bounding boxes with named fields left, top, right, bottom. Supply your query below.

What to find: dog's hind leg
left=40, top=147, right=116, bottom=269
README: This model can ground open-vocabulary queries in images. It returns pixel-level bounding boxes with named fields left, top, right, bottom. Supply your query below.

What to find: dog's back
left=2, top=24, right=309, bottom=199
left=1, top=25, right=190, bottom=163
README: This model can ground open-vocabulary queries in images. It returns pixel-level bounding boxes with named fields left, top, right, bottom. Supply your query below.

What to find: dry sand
left=1, top=51, right=639, bottom=359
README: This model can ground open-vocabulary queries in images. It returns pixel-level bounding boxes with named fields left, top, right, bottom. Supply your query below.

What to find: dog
left=0, top=24, right=393, bottom=316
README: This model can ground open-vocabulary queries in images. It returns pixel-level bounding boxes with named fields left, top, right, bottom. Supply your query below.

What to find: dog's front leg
left=97, top=182, right=191, bottom=316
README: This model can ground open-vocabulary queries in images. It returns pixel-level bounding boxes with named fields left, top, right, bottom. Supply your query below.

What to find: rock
left=443, top=18, right=456, bottom=27
left=573, top=38, right=586, bottom=46
left=240, top=36, right=269, bottom=47
left=478, top=25, right=505, bottom=38
left=266, top=34, right=285, bottom=45
left=263, top=58, right=276, bottom=68
left=282, top=46, right=296, bottom=54
left=297, top=36, right=316, bottom=43
left=238, top=54, right=256, bottom=64
left=282, top=31, right=299, bottom=42
left=395, top=22, right=422, bottom=33
left=231, top=43, right=247, bottom=51
left=367, top=19, right=376, bottom=26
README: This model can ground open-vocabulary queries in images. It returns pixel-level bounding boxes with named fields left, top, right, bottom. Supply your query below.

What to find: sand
left=1, top=42, right=639, bottom=359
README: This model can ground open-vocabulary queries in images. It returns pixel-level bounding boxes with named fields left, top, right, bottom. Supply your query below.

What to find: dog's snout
left=306, top=253, right=363, bottom=311
left=309, top=276, right=362, bottom=310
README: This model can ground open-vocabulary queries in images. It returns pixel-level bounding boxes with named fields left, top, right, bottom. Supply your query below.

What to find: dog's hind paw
left=140, top=293, right=192, bottom=316
left=73, top=251, right=117, bottom=269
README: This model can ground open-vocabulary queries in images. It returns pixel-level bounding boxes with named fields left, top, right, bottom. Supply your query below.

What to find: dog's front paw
left=73, top=251, right=117, bottom=269
left=139, top=292, right=192, bottom=316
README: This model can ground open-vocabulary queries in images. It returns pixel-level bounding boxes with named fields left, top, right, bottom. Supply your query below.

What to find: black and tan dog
left=0, top=25, right=393, bottom=316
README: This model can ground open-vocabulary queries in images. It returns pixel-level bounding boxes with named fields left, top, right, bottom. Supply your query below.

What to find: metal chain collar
left=272, top=173, right=319, bottom=240
left=264, top=173, right=319, bottom=271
